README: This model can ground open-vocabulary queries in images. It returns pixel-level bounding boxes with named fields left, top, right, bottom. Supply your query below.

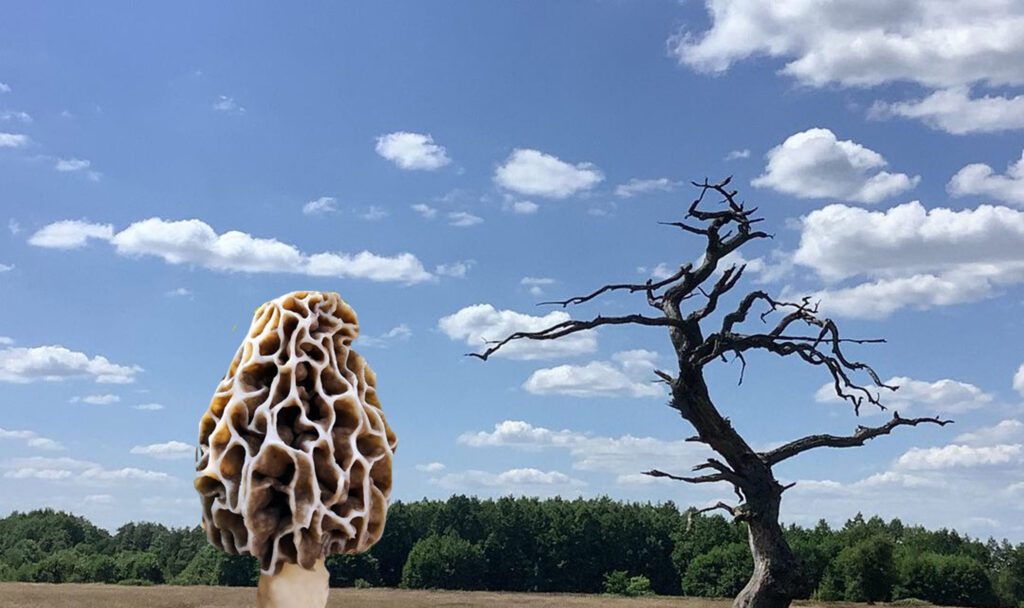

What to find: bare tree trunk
left=733, top=489, right=799, bottom=608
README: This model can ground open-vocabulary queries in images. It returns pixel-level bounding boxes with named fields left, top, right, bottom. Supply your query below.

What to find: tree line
left=0, top=497, right=1021, bottom=606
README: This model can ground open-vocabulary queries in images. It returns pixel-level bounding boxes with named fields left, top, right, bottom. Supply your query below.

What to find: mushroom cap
left=194, top=291, right=397, bottom=574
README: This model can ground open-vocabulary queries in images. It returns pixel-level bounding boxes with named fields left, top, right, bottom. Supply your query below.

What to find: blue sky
left=2, top=2, right=1024, bottom=539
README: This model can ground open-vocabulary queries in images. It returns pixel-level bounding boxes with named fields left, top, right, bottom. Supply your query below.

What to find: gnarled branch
left=762, top=412, right=953, bottom=466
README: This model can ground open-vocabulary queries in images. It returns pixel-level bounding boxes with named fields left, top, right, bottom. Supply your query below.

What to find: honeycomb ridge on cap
left=194, top=291, right=397, bottom=574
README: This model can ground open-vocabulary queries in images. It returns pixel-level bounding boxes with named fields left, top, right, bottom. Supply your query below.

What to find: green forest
left=1, top=497, right=1021, bottom=607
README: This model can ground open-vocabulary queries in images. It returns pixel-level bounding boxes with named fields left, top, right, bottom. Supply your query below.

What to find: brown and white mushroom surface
left=194, top=291, right=397, bottom=608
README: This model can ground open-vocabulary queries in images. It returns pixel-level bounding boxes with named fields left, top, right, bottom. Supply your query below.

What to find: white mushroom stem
left=256, top=560, right=329, bottom=608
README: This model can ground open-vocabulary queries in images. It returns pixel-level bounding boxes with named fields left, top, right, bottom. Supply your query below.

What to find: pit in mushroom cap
left=195, top=291, right=397, bottom=574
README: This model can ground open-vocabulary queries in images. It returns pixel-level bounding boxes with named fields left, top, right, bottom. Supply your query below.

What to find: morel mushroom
left=195, top=291, right=397, bottom=608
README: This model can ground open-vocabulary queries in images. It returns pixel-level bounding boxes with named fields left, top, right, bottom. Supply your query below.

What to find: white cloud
left=212, top=95, right=244, bottom=113
left=165, top=287, right=192, bottom=298
left=415, top=462, right=446, bottom=473
left=0, top=132, right=29, bottom=148
left=670, top=1, right=1024, bottom=90
left=896, top=444, right=1023, bottom=470
left=302, top=197, right=337, bottom=215
left=0, top=337, right=12, bottom=345
left=27, top=220, right=113, bottom=249
left=948, top=150, right=1024, bottom=206
left=359, top=206, right=389, bottom=221
left=8, top=219, right=20, bottom=235
left=134, top=403, right=164, bottom=411
left=1, top=456, right=171, bottom=484
left=614, top=177, right=678, bottom=198
left=434, top=260, right=474, bottom=278
left=494, top=149, right=603, bottom=199
left=521, top=276, right=555, bottom=297
left=0, top=110, right=31, bottom=123
left=752, top=128, right=918, bottom=204
left=1015, top=364, right=1024, bottom=396
left=72, top=394, right=121, bottom=405
left=439, top=304, right=597, bottom=360
left=30, top=217, right=433, bottom=284
left=411, top=204, right=437, bottom=219
left=375, top=131, right=450, bottom=170
left=872, top=88, right=1024, bottom=135
left=0, top=83, right=10, bottom=93
left=815, top=376, right=992, bottom=414
left=0, top=345, right=141, bottom=384
left=725, top=149, right=750, bottom=161
left=448, top=211, right=483, bottom=227
left=459, top=420, right=711, bottom=482
left=0, top=428, right=63, bottom=451
left=955, top=420, right=1024, bottom=446
left=503, top=199, right=540, bottom=215
left=672, top=3, right=1024, bottom=136
left=793, top=201, right=1024, bottom=318
left=0, top=263, right=11, bottom=273
left=55, top=158, right=90, bottom=172
left=432, top=467, right=585, bottom=493
left=523, top=350, right=664, bottom=399
left=130, top=441, right=193, bottom=460
left=359, top=324, right=412, bottom=348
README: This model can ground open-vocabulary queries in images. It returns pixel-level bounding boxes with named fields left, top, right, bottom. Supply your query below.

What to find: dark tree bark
left=471, top=178, right=952, bottom=608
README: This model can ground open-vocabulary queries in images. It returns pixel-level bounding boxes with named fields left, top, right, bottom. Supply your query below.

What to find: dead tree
left=470, top=178, right=952, bottom=608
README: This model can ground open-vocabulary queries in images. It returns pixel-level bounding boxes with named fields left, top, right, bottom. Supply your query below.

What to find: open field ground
left=0, top=583, right=947, bottom=608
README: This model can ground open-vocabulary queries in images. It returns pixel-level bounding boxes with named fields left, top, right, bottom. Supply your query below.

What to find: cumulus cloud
left=54, top=158, right=91, bottom=172
left=670, top=1, right=1024, bottom=89
left=432, top=467, right=585, bottom=494
left=521, top=276, right=556, bottom=297
left=752, top=128, right=918, bottom=204
left=815, top=376, right=992, bottom=414
left=0, top=82, right=10, bottom=93
left=71, top=394, right=121, bottom=405
left=212, top=95, right=244, bottom=113
left=130, top=441, right=193, bottom=460
left=30, top=217, right=434, bottom=284
left=614, top=177, right=678, bottom=198
left=955, top=420, right=1024, bottom=446
left=411, top=204, right=437, bottom=219
left=458, top=420, right=712, bottom=482
left=0, top=110, right=31, bottom=123
left=948, top=150, right=1024, bottom=206
left=725, top=149, right=750, bottom=161
left=494, top=149, right=603, bottom=199
left=671, top=2, right=1024, bottom=135
left=359, top=324, right=412, bottom=348
left=523, top=350, right=665, bottom=398
left=439, top=304, right=597, bottom=360
left=0, top=428, right=63, bottom=451
left=134, top=403, right=164, bottom=411
left=415, top=462, right=446, bottom=473
left=0, top=345, right=141, bottom=384
left=872, top=88, right=1024, bottom=135
left=448, top=211, right=483, bottom=227
left=896, top=444, right=1023, bottom=470
left=503, top=199, right=540, bottom=215
left=793, top=202, right=1024, bottom=318
left=1, top=456, right=170, bottom=484
left=302, top=196, right=337, bottom=215
left=1015, top=364, right=1024, bottom=396
left=434, top=260, right=474, bottom=279
left=375, top=131, right=450, bottom=170
left=27, top=220, right=113, bottom=249
left=0, top=132, right=29, bottom=148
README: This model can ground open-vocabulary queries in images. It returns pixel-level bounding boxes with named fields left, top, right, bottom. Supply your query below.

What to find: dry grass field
left=0, top=583, right=942, bottom=608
